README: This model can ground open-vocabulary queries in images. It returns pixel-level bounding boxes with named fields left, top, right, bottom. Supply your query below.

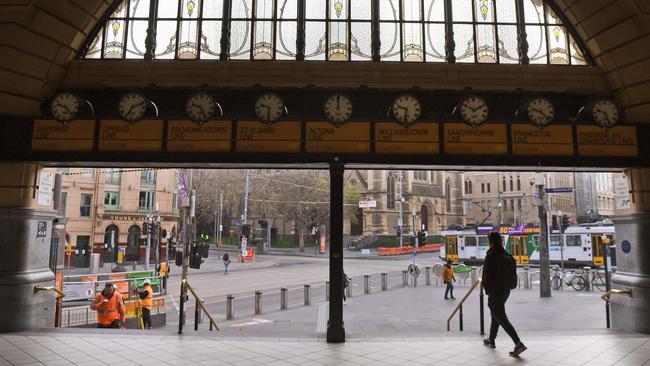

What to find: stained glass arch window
left=82, top=0, right=589, bottom=65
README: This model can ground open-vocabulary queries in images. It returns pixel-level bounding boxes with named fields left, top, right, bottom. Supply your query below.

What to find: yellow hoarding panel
left=444, top=123, right=507, bottom=155
left=32, top=120, right=95, bottom=151
left=99, top=120, right=163, bottom=151
left=306, top=122, right=370, bottom=153
left=167, top=120, right=232, bottom=152
left=375, top=122, right=439, bottom=154
left=577, top=126, right=638, bottom=157
left=236, top=121, right=301, bottom=153
left=511, top=125, right=574, bottom=156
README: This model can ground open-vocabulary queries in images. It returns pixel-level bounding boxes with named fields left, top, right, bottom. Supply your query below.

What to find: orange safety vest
left=158, top=262, right=167, bottom=277
left=140, top=284, right=153, bottom=310
left=91, top=291, right=125, bottom=326
left=443, top=266, right=454, bottom=283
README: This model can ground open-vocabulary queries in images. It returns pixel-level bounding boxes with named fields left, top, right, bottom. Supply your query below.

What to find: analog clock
left=591, top=99, right=619, bottom=128
left=323, top=93, right=353, bottom=124
left=527, top=97, right=555, bottom=127
left=391, top=94, right=421, bottom=125
left=459, top=96, right=489, bottom=126
left=186, top=93, right=217, bottom=123
left=255, top=93, right=284, bottom=123
left=50, top=92, right=80, bottom=122
left=118, top=92, right=148, bottom=122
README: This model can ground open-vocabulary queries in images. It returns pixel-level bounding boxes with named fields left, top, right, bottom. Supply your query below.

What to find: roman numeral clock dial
left=324, top=93, right=353, bottom=125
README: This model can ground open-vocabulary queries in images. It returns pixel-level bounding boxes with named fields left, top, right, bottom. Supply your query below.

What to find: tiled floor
left=1, top=330, right=649, bottom=365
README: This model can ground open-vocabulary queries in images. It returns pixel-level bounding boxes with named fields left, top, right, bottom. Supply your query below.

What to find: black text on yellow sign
left=167, top=120, right=232, bottom=152
left=236, top=121, right=301, bottom=153
left=99, top=120, right=163, bottom=151
left=511, top=125, right=573, bottom=156
left=31, top=120, right=95, bottom=151
left=444, top=123, right=507, bottom=155
left=375, top=122, right=440, bottom=154
left=305, top=122, right=370, bottom=153
left=577, top=126, right=638, bottom=157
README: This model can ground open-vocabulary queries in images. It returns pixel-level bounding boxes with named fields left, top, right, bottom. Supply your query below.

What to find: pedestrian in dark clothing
left=223, top=252, right=231, bottom=275
left=482, top=231, right=527, bottom=357
left=343, top=272, right=351, bottom=303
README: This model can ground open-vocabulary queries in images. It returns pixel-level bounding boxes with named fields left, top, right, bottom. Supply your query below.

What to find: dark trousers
left=444, top=282, right=454, bottom=298
left=97, top=319, right=120, bottom=329
left=488, top=289, right=521, bottom=344
left=142, top=308, right=152, bottom=329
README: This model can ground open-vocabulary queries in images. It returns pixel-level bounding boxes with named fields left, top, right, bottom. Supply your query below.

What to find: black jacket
left=482, top=245, right=506, bottom=295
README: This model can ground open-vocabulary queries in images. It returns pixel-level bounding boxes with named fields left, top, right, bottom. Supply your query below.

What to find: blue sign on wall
left=621, top=240, right=631, bottom=253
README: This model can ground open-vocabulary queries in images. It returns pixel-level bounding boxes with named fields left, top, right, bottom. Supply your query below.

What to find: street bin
left=89, top=253, right=100, bottom=273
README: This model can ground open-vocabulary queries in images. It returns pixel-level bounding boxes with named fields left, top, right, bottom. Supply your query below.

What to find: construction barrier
left=377, top=243, right=442, bottom=256
left=238, top=248, right=255, bottom=262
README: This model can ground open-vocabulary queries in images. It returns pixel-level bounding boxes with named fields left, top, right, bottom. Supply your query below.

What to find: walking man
left=482, top=232, right=527, bottom=357
left=90, top=282, right=126, bottom=329
left=443, top=260, right=456, bottom=299
left=137, top=279, right=154, bottom=329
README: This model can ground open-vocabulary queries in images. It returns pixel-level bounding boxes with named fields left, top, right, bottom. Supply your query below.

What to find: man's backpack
left=499, top=252, right=518, bottom=290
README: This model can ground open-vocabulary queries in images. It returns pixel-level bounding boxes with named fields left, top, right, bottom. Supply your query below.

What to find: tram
left=440, top=224, right=615, bottom=268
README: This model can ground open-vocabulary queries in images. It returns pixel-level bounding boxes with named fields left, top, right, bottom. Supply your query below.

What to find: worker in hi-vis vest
left=90, top=282, right=126, bottom=329
left=137, top=279, right=154, bottom=329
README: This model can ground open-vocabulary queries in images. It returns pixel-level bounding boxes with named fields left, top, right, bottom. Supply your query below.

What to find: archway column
left=611, top=168, right=650, bottom=333
left=0, top=163, right=57, bottom=331
left=327, top=163, right=345, bottom=342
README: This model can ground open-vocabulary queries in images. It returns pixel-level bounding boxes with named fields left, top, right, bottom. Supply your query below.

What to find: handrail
left=34, top=285, right=64, bottom=299
left=601, top=288, right=632, bottom=329
left=182, top=279, right=219, bottom=331
left=447, top=279, right=484, bottom=332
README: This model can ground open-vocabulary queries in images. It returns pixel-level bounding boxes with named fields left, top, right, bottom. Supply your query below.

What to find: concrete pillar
left=0, top=163, right=57, bottom=331
left=611, top=168, right=650, bottom=333
left=327, top=164, right=345, bottom=342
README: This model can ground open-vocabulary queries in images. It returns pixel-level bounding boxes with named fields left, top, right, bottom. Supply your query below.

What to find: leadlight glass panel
left=476, top=24, right=497, bottom=63
left=305, top=21, right=326, bottom=60
left=498, top=24, right=518, bottom=64
left=276, top=21, right=297, bottom=59
left=351, top=22, right=372, bottom=61
left=548, top=25, right=569, bottom=64
left=526, top=25, right=547, bottom=64
left=200, top=20, right=222, bottom=58
left=380, top=21, right=400, bottom=61
left=178, top=20, right=200, bottom=58
left=454, top=24, right=475, bottom=63
left=306, top=0, right=326, bottom=19
left=424, top=0, right=444, bottom=22
left=230, top=20, right=252, bottom=59
left=125, top=20, right=148, bottom=58
left=155, top=20, right=178, bottom=59
left=496, top=0, right=516, bottom=23
left=452, top=0, right=473, bottom=22
left=85, top=31, right=103, bottom=59
left=279, top=0, right=297, bottom=18
left=425, top=22, right=445, bottom=62
left=351, top=1, right=372, bottom=20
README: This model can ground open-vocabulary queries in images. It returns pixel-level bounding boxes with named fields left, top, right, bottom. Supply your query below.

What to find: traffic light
left=551, top=215, right=558, bottom=230
left=417, top=230, right=426, bottom=245
left=258, top=220, right=268, bottom=228
left=242, top=224, right=250, bottom=236
left=396, top=227, right=401, bottom=237
left=142, top=222, right=149, bottom=235
left=561, top=215, right=570, bottom=231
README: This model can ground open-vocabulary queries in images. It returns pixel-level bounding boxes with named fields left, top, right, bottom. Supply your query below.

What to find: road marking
left=316, top=303, right=328, bottom=334
left=230, top=318, right=273, bottom=329
left=168, top=294, right=180, bottom=311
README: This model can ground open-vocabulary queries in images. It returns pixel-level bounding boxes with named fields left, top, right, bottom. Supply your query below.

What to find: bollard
left=470, top=266, right=477, bottom=284
left=132, top=261, right=137, bottom=271
left=524, top=266, right=531, bottom=289
left=326, top=281, right=330, bottom=301
left=425, top=266, right=431, bottom=286
left=381, top=272, right=387, bottom=291
left=194, top=298, right=202, bottom=330
left=226, top=295, right=234, bottom=320
left=255, top=291, right=262, bottom=314
left=281, top=288, right=288, bottom=310
left=364, top=275, right=370, bottom=294
left=584, top=267, right=592, bottom=291
left=304, top=284, right=311, bottom=305
left=402, top=270, right=408, bottom=287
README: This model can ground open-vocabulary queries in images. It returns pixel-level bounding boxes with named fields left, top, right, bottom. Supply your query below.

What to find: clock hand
left=54, top=103, right=71, bottom=114
left=530, top=108, right=550, bottom=120
left=191, top=103, right=207, bottom=119
left=336, top=96, right=340, bottom=109
left=126, top=101, right=145, bottom=117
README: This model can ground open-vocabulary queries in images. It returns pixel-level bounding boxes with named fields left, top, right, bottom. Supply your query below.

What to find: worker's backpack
left=499, top=252, right=518, bottom=290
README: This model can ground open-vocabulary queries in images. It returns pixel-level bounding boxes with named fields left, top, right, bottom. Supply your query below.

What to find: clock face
left=50, top=92, right=80, bottom=122
left=459, top=96, right=489, bottom=126
left=323, top=94, right=353, bottom=124
left=527, top=97, right=555, bottom=127
left=592, top=99, right=619, bottom=128
left=255, top=93, right=284, bottom=123
left=391, top=94, right=421, bottom=125
left=118, top=93, right=147, bottom=122
left=186, top=93, right=216, bottom=123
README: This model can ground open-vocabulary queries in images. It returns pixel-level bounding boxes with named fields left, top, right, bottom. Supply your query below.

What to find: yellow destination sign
left=511, top=125, right=573, bottom=156
left=99, top=120, right=163, bottom=151
left=444, top=123, right=507, bottom=155
left=305, top=122, right=370, bottom=153
left=236, top=121, right=301, bottom=153
left=167, top=120, right=232, bottom=152
left=375, top=122, right=439, bottom=154
left=32, top=120, right=95, bottom=151
left=577, top=126, right=638, bottom=157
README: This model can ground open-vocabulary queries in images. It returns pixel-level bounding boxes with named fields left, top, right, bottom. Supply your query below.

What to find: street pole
left=218, top=191, right=223, bottom=256
left=178, top=169, right=193, bottom=335
left=411, top=207, right=417, bottom=265
left=145, top=194, right=152, bottom=270
left=558, top=210, right=565, bottom=271
left=536, top=175, right=551, bottom=297
left=398, top=171, right=403, bottom=248
left=243, top=170, right=250, bottom=223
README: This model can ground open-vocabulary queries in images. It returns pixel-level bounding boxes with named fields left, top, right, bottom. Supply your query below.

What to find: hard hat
left=143, top=279, right=151, bottom=285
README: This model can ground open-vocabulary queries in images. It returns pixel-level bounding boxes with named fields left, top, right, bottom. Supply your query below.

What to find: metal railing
left=60, top=299, right=165, bottom=328
left=183, top=279, right=219, bottom=331
left=601, top=288, right=632, bottom=328
left=34, top=285, right=64, bottom=327
left=446, top=279, right=485, bottom=334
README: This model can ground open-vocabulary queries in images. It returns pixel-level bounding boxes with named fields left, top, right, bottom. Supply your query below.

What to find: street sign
left=615, top=176, right=631, bottom=209
left=358, top=200, right=377, bottom=208
left=544, top=187, right=573, bottom=193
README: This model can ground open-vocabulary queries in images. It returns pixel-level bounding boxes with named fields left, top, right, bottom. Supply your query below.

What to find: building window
left=139, top=191, right=155, bottom=212
left=445, top=178, right=451, bottom=212
left=80, top=194, right=92, bottom=217
left=481, top=183, right=485, bottom=193
left=387, top=174, right=396, bottom=209
left=517, top=176, right=521, bottom=191
left=487, top=183, right=491, bottom=193
left=414, top=171, right=427, bottom=181
left=141, top=169, right=156, bottom=187
left=468, top=181, right=472, bottom=194
left=82, top=0, right=590, bottom=66
left=517, top=199, right=522, bottom=210
left=104, top=191, right=120, bottom=210
left=58, top=192, right=67, bottom=216
left=105, top=168, right=121, bottom=185
left=464, top=180, right=469, bottom=194
left=81, top=168, right=94, bottom=179
left=172, top=193, right=178, bottom=213
left=509, top=176, right=514, bottom=191
left=502, top=176, right=506, bottom=192
left=58, top=168, right=70, bottom=175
